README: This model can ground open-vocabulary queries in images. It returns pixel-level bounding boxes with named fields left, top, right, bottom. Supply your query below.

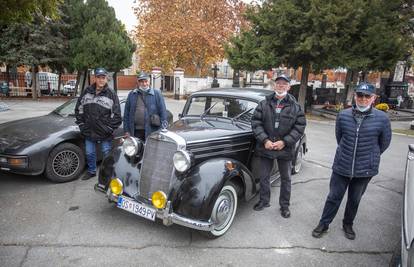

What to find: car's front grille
left=139, top=136, right=177, bottom=199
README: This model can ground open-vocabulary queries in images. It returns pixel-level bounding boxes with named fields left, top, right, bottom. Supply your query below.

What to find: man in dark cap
left=75, top=68, right=122, bottom=180
left=312, top=82, right=392, bottom=240
left=123, top=71, right=167, bottom=140
left=251, top=74, right=306, bottom=218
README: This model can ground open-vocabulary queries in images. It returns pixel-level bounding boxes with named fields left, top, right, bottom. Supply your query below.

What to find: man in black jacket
left=251, top=74, right=306, bottom=218
left=75, top=68, right=122, bottom=180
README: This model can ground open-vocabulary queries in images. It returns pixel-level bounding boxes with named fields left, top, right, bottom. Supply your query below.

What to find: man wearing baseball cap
left=75, top=68, right=122, bottom=180
left=123, top=71, right=167, bottom=140
left=251, top=74, right=306, bottom=218
left=312, top=82, right=391, bottom=240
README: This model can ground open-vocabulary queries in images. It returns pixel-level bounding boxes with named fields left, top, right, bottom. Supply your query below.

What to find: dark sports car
left=0, top=97, right=172, bottom=183
left=95, top=88, right=307, bottom=238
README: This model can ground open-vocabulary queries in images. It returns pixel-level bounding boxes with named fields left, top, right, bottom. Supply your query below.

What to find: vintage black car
left=0, top=97, right=172, bottom=183
left=401, top=144, right=414, bottom=266
left=95, top=88, right=307, bottom=238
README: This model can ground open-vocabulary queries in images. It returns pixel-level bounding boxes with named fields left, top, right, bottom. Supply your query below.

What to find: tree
left=0, top=0, right=62, bottom=25
left=70, top=0, right=135, bottom=91
left=135, top=0, right=246, bottom=76
left=226, top=0, right=413, bottom=109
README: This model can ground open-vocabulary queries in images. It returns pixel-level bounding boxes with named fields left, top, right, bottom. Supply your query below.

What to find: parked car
left=62, top=80, right=76, bottom=96
left=0, top=97, right=173, bottom=183
left=94, top=88, right=307, bottom=238
left=401, top=144, right=414, bottom=266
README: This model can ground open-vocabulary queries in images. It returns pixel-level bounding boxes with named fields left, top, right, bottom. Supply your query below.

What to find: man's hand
left=273, top=140, right=285, bottom=150
left=264, top=140, right=274, bottom=150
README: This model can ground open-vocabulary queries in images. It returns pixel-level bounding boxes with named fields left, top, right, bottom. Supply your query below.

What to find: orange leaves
left=134, top=0, right=246, bottom=75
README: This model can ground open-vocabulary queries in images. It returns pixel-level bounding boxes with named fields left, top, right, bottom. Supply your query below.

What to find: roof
left=190, top=87, right=273, bottom=102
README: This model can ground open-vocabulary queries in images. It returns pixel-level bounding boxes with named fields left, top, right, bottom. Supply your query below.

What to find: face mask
left=356, top=104, right=371, bottom=112
left=275, top=91, right=287, bottom=97
left=139, top=85, right=149, bottom=91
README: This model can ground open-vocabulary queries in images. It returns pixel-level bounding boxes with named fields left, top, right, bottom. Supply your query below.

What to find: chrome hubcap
left=52, top=150, right=80, bottom=177
left=212, top=190, right=234, bottom=231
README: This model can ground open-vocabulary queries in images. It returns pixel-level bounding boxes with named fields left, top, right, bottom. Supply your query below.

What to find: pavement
left=0, top=96, right=412, bottom=266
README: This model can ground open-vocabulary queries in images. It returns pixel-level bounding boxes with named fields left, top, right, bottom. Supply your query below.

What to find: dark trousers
left=258, top=157, right=292, bottom=209
left=134, top=129, right=145, bottom=140
left=319, top=172, right=372, bottom=226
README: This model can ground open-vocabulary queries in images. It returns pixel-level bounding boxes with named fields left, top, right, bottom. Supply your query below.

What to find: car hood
left=0, top=114, right=75, bottom=153
left=168, top=117, right=251, bottom=143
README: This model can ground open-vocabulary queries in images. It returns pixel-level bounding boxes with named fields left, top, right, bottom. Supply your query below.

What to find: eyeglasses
left=356, top=93, right=373, bottom=99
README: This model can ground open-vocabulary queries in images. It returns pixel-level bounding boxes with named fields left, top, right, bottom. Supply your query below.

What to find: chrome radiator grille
left=139, top=137, right=177, bottom=199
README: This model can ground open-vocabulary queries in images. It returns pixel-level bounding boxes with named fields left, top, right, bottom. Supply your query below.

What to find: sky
left=107, top=0, right=137, bottom=32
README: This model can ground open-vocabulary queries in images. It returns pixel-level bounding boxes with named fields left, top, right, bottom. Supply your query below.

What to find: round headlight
left=123, top=137, right=138, bottom=156
left=173, top=150, right=192, bottom=172
left=109, top=178, right=123, bottom=195
left=151, top=191, right=167, bottom=209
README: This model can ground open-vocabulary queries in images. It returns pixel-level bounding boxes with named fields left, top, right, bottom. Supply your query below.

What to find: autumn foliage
left=134, top=0, right=246, bottom=76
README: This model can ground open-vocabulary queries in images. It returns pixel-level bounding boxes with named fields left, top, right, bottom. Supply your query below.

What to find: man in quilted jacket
left=312, top=82, right=392, bottom=240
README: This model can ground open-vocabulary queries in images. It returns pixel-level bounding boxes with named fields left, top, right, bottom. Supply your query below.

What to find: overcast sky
left=107, top=0, right=137, bottom=32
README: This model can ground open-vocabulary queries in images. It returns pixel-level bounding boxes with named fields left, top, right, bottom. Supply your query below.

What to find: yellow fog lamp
left=8, top=157, right=28, bottom=167
left=109, top=178, right=123, bottom=195
left=151, top=191, right=167, bottom=209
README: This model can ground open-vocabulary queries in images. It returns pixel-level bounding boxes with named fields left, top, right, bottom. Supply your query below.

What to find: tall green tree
left=71, top=0, right=135, bottom=91
left=226, top=0, right=413, bottom=109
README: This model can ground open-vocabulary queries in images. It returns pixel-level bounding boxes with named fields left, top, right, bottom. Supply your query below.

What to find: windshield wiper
left=200, top=102, right=218, bottom=119
left=232, top=108, right=254, bottom=121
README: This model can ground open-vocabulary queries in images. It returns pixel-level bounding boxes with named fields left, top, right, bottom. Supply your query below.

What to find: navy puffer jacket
left=332, top=107, right=391, bottom=178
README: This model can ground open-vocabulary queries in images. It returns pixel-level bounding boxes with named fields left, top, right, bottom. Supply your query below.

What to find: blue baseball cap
left=355, top=82, right=375, bottom=95
left=95, top=68, right=108, bottom=77
left=137, top=71, right=149, bottom=81
left=274, top=74, right=291, bottom=83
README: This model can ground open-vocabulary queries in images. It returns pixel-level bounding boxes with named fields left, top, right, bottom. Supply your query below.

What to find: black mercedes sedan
left=94, top=88, right=307, bottom=238
left=0, top=97, right=172, bottom=183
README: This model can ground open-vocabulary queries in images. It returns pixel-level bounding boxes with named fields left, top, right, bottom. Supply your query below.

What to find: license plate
left=117, top=196, right=156, bottom=221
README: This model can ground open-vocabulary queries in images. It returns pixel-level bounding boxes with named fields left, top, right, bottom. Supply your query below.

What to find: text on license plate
left=117, top=196, right=156, bottom=221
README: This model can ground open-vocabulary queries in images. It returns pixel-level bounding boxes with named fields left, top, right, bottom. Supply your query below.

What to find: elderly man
left=312, top=82, right=392, bottom=240
left=75, top=68, right=122, bottom=180
left=123, top=71, right=167, bottom=140
left=251, top=74, right=306, bottom=218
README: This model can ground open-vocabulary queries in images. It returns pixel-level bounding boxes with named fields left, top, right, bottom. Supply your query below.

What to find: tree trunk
left=113, top=71, right=118, bottom=92
left=5, top=65, right=10, bottom=88
left=343, top=69, right=353, bottom=106
left=74, top=71, right=81, bottom=96
left=298, top=63, right=310, bottom=111
left=32, top=65, right=38, bottom=100
left=57, top=71, right=62, bottom=96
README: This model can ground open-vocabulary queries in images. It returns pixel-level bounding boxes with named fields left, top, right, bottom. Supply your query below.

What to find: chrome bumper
left=94, top=183, right=214, bottom=232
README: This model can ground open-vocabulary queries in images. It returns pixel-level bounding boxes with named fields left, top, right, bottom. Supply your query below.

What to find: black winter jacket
left=332, top=107, right=391, bottom=178
left=251, top=93, right=306, bottom=160
left=75, top=84, right=122, bottom=141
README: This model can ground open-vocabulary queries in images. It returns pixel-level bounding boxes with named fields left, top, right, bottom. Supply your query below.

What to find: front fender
left=170, top=158, right=255, bottom=221
left=98, top=145, right=141, bottom=198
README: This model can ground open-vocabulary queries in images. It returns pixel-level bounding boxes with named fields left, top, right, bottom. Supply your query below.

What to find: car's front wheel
left=204, top=182, right=238, bottom=238
left=45, top=143, right=85, bottom=183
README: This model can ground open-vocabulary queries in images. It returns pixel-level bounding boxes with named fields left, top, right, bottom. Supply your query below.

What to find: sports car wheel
left=292, top=146, right=303, bottom=174
left=45, top=143, right=85, bottom=183
left=204, top=182, right=238, bottom=238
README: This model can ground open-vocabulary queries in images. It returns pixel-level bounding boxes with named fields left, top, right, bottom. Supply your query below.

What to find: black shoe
left=342, top=224, right=356, bottom=240
left=280, top=208, right=291, bottom=218
left=312, top=224, right=329, bottom=238
left=253, top=201, right=270, bottom=211
left=81, top=172, right=96, bottom=180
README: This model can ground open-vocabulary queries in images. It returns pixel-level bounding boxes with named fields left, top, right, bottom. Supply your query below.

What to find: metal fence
left=0, top=72, right=77, bottom=97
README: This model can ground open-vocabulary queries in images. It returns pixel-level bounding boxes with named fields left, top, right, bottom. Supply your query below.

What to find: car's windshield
left=186, top=96, right=257, bottom=122
left=53, top=99, right=77, bottom=117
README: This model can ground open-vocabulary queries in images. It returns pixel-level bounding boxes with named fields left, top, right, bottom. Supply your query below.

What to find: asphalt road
left=0, top=96, right=412, bottom=267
